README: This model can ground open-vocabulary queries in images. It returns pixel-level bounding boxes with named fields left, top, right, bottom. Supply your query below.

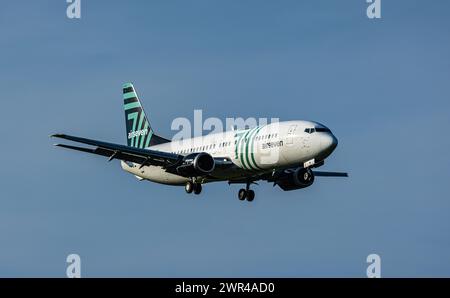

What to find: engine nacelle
left=275, top=168, right=315, bottom=191
left=176, top=152, right=215, bottom=177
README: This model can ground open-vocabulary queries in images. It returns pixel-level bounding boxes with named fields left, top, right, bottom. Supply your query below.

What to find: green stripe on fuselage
left=242, top=128, right=254, bottom=170
left=234, top=131, right=245, bottom=160
left=238, top=131, right=246, bottom=169
left=250, top=126, right=264, bottom=170
left=239, top=128, right=255, bottom=170
left=245, top=126, right=262, bottom=170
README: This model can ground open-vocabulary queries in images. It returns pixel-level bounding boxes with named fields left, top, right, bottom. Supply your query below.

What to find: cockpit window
left=304, top=128, right=315, bottom=134
left=315, top=127, right=331, bottom=133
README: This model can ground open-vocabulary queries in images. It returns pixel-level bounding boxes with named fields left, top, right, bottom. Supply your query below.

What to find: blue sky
left=0, top=0, right=449, bottom=277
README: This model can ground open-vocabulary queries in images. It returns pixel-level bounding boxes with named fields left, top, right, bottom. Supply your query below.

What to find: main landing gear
left=238, top=182, right=255, bottom=202
left=185, top=180, right=202, bottom=195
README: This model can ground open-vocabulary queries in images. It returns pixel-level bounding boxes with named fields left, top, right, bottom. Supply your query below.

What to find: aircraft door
left=286, top=124, right=297, bottom=146
left=301, top=128, right=312, bottom=154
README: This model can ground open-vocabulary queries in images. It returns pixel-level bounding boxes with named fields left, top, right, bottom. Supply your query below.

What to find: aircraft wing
left=52, top=134, right=236, bottom=176
left=51, top=134, right=183, bottom=168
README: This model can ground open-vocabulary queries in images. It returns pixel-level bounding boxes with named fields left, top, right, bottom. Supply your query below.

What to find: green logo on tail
left=123, top=83, right=153, bottom=148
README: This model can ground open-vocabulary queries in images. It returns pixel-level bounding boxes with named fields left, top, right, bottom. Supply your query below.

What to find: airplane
left=52, top=83, right=348, bottom=202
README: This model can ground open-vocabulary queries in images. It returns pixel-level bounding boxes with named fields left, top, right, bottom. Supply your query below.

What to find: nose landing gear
left=238, top=182, right=255, bottom=202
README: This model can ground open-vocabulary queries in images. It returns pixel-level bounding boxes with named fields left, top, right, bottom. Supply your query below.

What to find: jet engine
left=176, top=152, right=215, bottom=177
left=275, top=167, right=314, bottom=191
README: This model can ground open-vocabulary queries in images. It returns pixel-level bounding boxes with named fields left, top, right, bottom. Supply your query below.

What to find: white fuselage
left=121, top=120, right=338, bottom=185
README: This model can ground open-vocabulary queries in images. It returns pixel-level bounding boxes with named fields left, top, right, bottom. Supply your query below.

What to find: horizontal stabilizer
left=313, top=171, right=348, bottom=177
left=54, top=143, right=96, bottom=154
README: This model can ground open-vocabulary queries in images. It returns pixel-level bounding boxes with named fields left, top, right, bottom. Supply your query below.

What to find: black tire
left=193, top=183, right=202, bottom=195
left=185, top=181, right=194, bottom=194
left=238, top=189, right=247, bottom=200
left=246, top=190, right=255, bottom=202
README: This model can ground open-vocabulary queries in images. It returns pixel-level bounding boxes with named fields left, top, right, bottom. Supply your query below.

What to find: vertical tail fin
left=123, top=83, right=153, bottom=148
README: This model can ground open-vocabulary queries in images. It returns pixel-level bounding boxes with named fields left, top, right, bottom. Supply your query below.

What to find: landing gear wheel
left=193, top=183, right=202, bottom=195
left=246, top=190, right=255, bottom=202
left=185, top=181, right=194, bottom=194
left=238, top=189, right=247, bottom=201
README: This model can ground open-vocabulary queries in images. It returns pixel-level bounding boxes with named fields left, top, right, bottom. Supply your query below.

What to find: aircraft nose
left=320, top=133, right=338, bottom=157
